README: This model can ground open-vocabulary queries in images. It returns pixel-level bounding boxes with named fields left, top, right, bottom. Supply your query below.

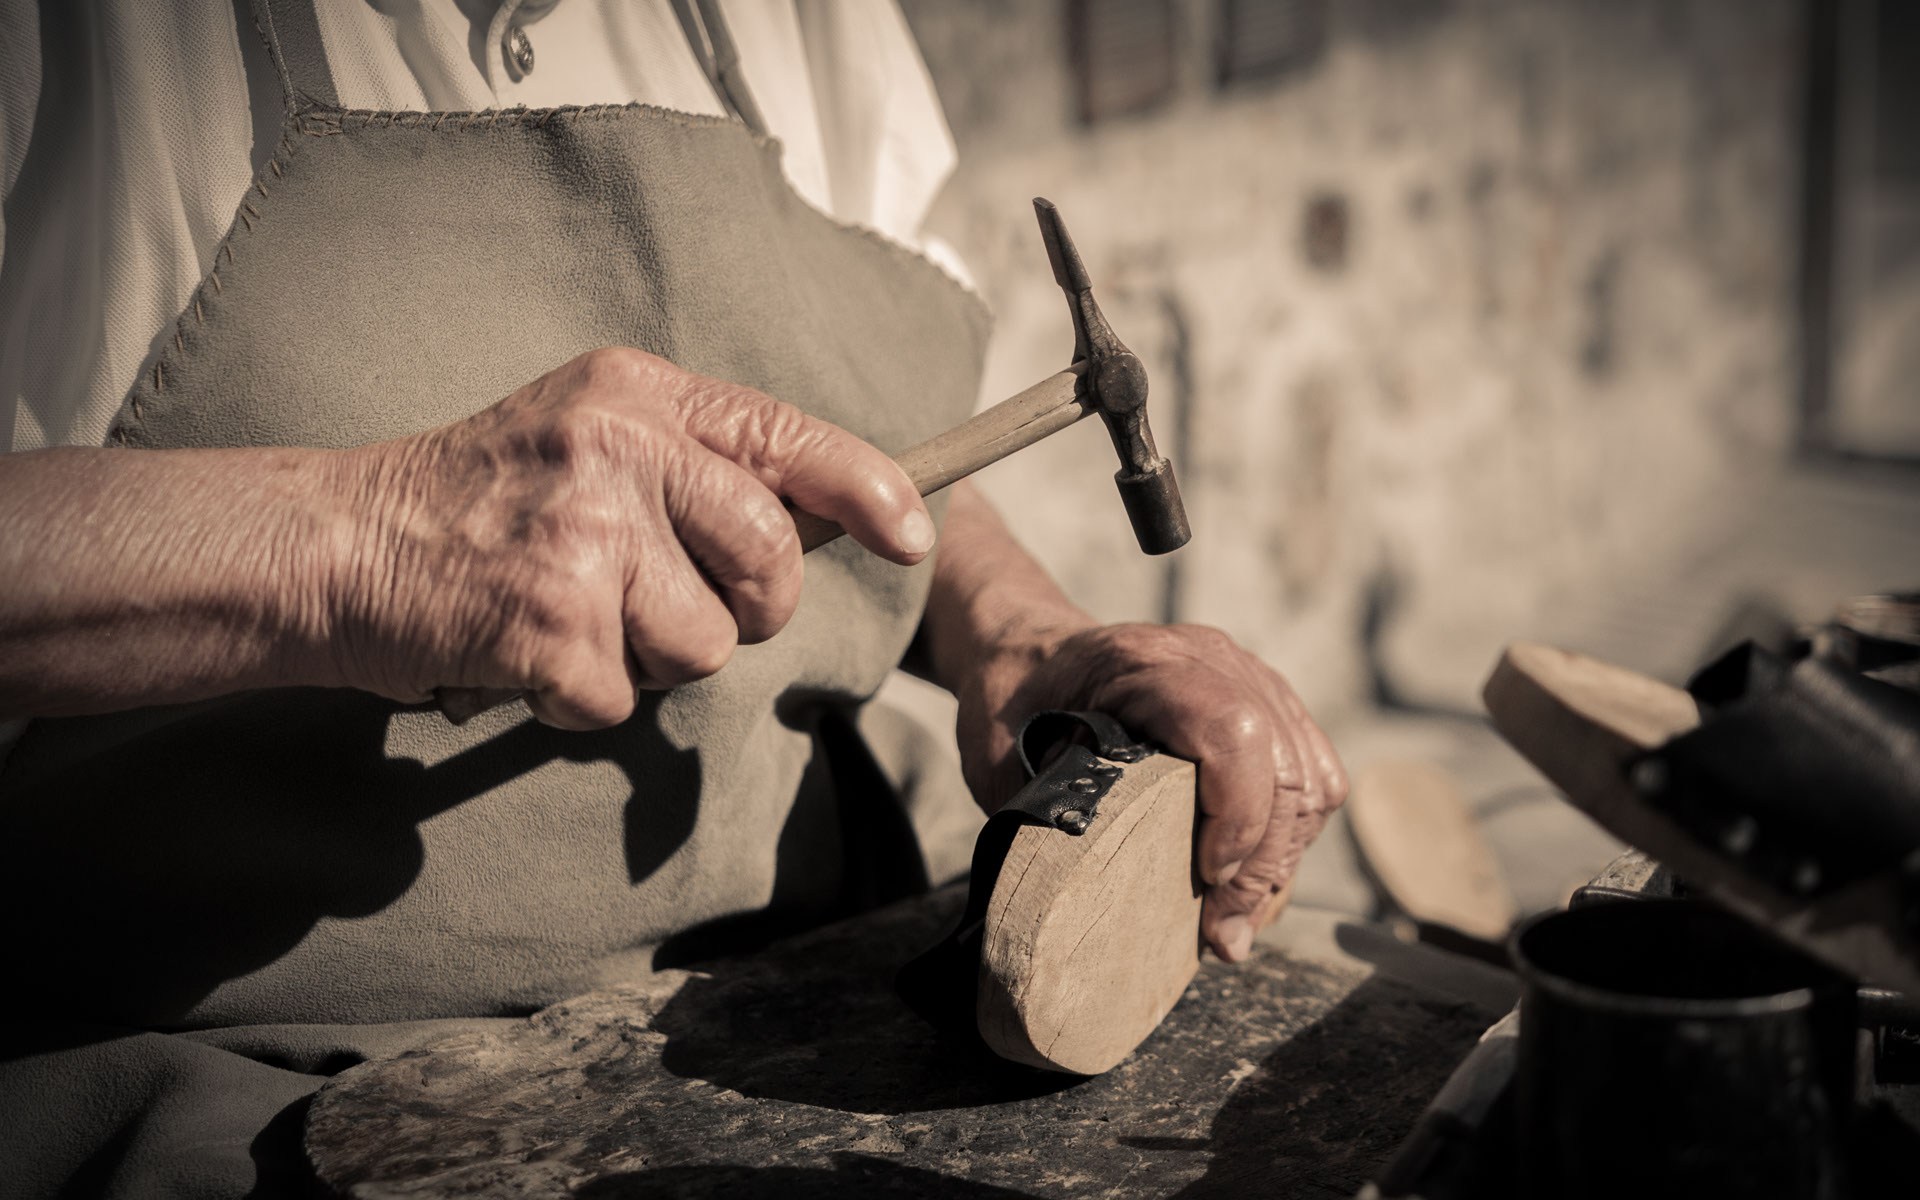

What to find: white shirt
left=0, top=0, right=964, bottom=453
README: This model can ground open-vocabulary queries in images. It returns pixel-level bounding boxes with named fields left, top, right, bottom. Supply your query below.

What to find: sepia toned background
left=887, top=0, right=1920, bottom=917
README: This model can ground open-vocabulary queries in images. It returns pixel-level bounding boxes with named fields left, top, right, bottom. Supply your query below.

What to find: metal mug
left=1511, top=899, right=1856, bottom=1199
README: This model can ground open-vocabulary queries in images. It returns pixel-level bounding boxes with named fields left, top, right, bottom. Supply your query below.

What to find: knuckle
left=553, top=685, right=633, bottom=731
left=1212, top=816, right=1267, bottom=857
left=1292, top=810, right=1332, bottom=856
left=1214, top=870, right=1274, bottom=912
left=678, top=386, right=817, bottom=475
left=517, top=573, right=592, bottom=640
left=728, top=488, right=802, bottom=577
left=533, top=658, right=635, bottom=730
left=1181, top=623, right=1239, bottom=654
left=646, top=627, right=736, bottom=684
left=678, top=637, right=736, bottom=681
left=1202, top=792, right=1273, bottom=839
left=1208, top=703, right=1270, bottom=755
left=757, top=396, right=813, bottom=442
left=493, top=587, right=605, bottom=682
left=743, top=398, right=820, bottom=467
left=590, top=689, right=638, bottom=728
left=1226, top=856, right=1286, bottom=901
left=1143, top=622, right=1216, bottom=656
left=573, top=345, right=652, bottom=390
left=732, top=576, right=802, bottom=646
left=1124, top=621, right=1182, bottom=654
left=678, top=476, right=802, bottom=641
left=1274, top=743, right=1309, bottom=793
left=486, top=608, right=570, bottom=684
left=1323, top=764, right=1352, bottom=811
left=514, top=639, right=576, bottom=694
left=1082, top=622, right=1176, bottom=673
left=740, top=598, right=800, bottom=645
left=537, top=398, right=625, bottom=467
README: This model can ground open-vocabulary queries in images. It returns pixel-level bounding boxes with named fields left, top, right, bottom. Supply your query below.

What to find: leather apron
left=0, top=4, right=986, bottom=1193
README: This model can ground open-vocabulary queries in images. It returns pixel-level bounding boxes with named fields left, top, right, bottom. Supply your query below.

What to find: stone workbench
left=306, top=885, right=1508, bottom=1198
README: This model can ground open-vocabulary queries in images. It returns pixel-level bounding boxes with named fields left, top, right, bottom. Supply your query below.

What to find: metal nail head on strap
left=504, top=25, right=535, bottom=77
left=1005, top=711, right=1154, bottom=836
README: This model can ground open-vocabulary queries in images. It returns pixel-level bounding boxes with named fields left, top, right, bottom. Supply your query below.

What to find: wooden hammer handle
left=440, top=364, right=1089, bottom=723
left=794, top=364, right=1088, bottom=551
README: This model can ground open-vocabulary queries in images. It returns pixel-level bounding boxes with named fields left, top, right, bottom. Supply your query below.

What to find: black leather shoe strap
left=1633, top=642, right=1920, bottom=899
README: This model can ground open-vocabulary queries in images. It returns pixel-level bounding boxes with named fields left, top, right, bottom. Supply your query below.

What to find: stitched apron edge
left=295, top=102, right=993, bottom=323
left=110, top=100, right=992, bottom=449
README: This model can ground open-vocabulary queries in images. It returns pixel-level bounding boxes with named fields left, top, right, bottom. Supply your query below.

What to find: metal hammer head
left=1033, top=198, right=1191, bottom=556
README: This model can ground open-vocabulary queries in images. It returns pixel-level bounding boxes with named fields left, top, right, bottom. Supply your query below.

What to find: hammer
left=789, top=198, right=1189, bottom=556
left=439, top=198, right=1187, bottom=723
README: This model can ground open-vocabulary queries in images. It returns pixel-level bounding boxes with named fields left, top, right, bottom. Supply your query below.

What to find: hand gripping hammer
left=440, top=198, right=1188, bottom=722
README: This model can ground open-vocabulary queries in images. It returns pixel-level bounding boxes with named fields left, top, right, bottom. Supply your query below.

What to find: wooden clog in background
left=1484, top=640, right=1920, bottom=994
left=1348, top=760, right=1517, bottom=944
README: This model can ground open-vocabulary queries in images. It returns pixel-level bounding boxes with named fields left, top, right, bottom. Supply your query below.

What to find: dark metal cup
left=1511, top=900, right=1856, bottom=1199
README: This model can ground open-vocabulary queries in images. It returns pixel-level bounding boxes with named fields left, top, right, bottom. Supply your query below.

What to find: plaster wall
left=902, top=0, right=1805, bottom=715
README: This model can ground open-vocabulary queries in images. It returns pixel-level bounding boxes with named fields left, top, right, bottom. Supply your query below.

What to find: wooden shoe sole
left=976, top=752, right=1201, bottom=1075
left=1349, top=760, right=1516, bottom=943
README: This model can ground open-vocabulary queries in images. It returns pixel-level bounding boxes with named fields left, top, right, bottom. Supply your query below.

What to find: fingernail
left=897, top=509, right=935, bottom=555
left=1213, top=858, right=1245, bottom=887
left=1217, top=914, right=1254, bottom=963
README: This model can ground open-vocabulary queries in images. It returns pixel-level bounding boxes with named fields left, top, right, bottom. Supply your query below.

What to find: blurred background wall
left=898, top=0, right=1836, bottom=723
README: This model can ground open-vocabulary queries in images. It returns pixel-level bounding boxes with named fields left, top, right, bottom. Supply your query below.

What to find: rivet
left=1628, top=758, right=1667, bottom=796
left=1068, top=777, right=1100, bottom=794
left=504, top=25, right=535, bottom=77
left=1790, top=860, right=1822, bottom=895
left=1057, top=809, right=1090, bottom=834
left=1721, top=815, right=1758, bottom=856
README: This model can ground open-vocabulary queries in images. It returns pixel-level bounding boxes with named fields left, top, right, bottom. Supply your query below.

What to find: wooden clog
left=1484, top=641, right=1920, bottom=993
left=975, top=750, right=1201, bottom=1074
left=1348, top=760, right=1516, bottom=943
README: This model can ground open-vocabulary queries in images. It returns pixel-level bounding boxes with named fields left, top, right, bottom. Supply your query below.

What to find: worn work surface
left=307, top=885, right=1498, bottom=1198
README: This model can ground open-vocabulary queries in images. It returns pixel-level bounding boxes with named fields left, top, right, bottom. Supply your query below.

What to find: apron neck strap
left=247, top=0, right=341, bottom=112
left=670, top=0, right=769, bottom=137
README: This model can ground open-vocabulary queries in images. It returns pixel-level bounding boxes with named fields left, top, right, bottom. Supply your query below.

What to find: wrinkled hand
left=331, top=347, right=933, bottom=728
left=955, top=621, right=1348, bottom=962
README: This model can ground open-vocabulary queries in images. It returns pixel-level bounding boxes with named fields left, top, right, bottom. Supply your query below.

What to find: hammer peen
left=439, top=198, right=1188, bottom=724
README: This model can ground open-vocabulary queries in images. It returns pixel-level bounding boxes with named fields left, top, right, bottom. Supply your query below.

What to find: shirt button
left=504, top=25, right=535, bottom=78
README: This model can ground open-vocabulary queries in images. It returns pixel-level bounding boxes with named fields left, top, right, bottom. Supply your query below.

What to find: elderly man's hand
left=0, top=346, right=931, bottom=720
left=955, top=622, right=1347, bottom=962
left=924, top=484, right=1347, bottom=963
left=335, top=346, right=934, bottom=728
